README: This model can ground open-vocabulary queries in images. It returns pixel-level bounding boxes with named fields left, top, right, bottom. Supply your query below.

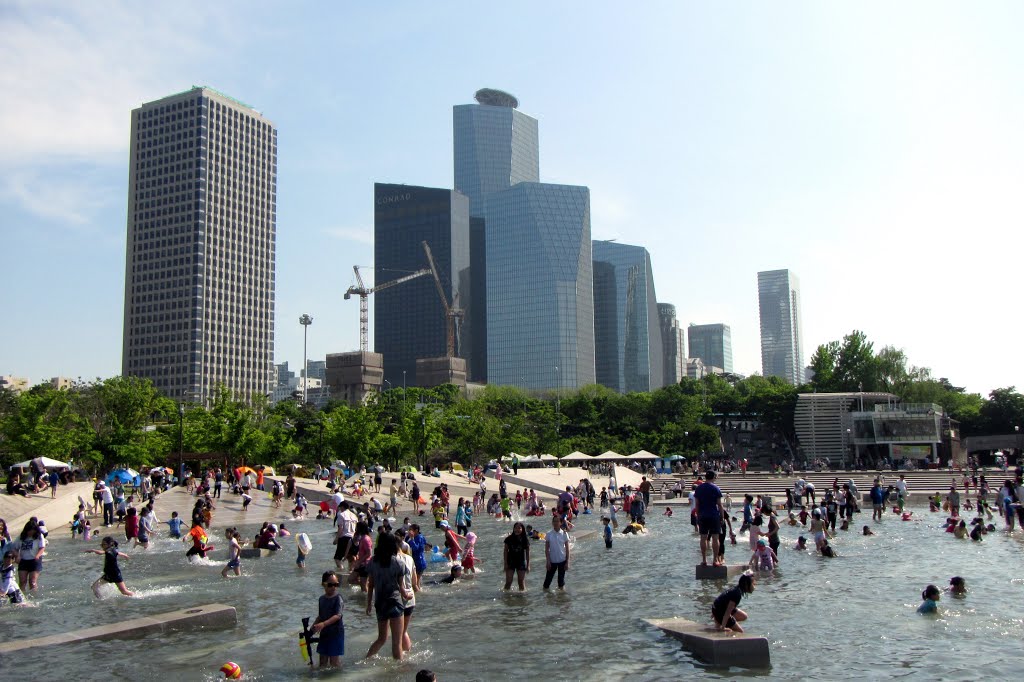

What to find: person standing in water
left=918, top=584, right=941, bottom=613
left=222, top=528, right=242, bottom=578
left=693, top=470, right=726, bottom=567
left=85, top=537, right=134, bottom=597
left=503, top=521, right=530, bottom=591
left=311, top=570, right=345, bottom=668
left=542, top=515, right=570, bottom=590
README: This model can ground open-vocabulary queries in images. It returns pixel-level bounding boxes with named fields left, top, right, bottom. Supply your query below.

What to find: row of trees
left=2, top=330, right=1021, bottom=474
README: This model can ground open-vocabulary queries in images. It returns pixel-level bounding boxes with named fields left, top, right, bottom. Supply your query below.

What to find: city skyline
left=3, top=3, right=1023, bottom=397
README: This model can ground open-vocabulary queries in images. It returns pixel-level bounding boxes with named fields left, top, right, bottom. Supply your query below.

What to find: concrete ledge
left=0, top=603, right=236, bottom=658
left=240, top=548, right=276, bottom=559
left=696, top=564, right=748, bottom=580
left=573, top=530, right=600, bottom=541
left=645, top=617, right=770, bottom=667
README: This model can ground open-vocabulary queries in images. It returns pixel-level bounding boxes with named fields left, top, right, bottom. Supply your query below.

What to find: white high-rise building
left=121, top=87, right=277, bottom=402
left=757, top=269, right=805, bottom=385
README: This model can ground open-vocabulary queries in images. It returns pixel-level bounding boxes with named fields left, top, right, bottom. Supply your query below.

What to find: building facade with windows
left=592, top=241, right=663, bottom=393
left=757, top=269, right=805, bottom=385
left=687, top=323, right=733, bottom=374
left=484, top=182, right=594, bottom=390
left=657, top=303, right=685, bottom=386
left=373, top=183, right=470, bottom=387
left=121, top=86, right=277, bottom=403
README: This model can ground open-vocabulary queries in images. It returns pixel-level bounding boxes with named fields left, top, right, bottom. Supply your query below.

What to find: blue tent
left=106, top=468, right=140, bottom=486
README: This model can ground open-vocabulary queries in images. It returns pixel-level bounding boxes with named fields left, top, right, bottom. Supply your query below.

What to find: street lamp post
left=299, top=314, right=313, bottom=405
left=177, top=403, right=185, bottom=486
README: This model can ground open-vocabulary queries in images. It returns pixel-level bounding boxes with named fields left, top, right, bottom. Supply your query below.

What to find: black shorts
left=698, top=516, right=722, bottom=537
left=403, top=606, right=415, bottom=617
left=18, top=558, right=41, bottom=573
left=102, top=571, right=124, bottom=584
left=334, top=537, right=352, bottom=562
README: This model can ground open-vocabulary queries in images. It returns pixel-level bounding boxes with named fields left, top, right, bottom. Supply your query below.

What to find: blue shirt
left=693, top=482, right=723, bottom=519
left=166, top=518, right=184, bottom=536
left=870, top=486, right=884, bottom=504
left=603, top=524, right=612, bottom=541
left=408, top=534, right=427, bottom=569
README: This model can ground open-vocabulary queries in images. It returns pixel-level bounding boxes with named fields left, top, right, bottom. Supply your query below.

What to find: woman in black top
left=503, top=521, right=531, bottom=591
left=85, top=536, right=134, bottom=597
left=712, top=573, right=755, bottom=632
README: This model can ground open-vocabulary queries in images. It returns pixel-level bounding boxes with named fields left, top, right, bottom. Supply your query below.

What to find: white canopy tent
left=561, top=451, right=593, bottom=462
left=539, top=454, right=558, bottom=461
left=629, top=450, right=659, bottom=460
left=594, top=451, right=626, bottom=460
left=12, top=456, right=72, bottom=470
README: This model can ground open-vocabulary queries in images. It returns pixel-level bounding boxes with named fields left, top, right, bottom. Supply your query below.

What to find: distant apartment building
left=687, top=323, right=733, bottom=374
left=0, top=376, right=30, bottom=393
left=121, top=86, right=277, bottom=403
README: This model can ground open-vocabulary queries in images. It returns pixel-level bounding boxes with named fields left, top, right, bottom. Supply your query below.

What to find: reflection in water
left=3, top=507, right=1023, bottom=680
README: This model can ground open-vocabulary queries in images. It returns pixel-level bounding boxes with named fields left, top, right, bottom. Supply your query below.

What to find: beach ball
left=220, top=662, right=242, bottom=679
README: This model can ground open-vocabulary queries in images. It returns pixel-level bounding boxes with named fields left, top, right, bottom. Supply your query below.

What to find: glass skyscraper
left=658, top=303, right=685, bottom=386
left=485, top=182, right=594, bottom=390
left=687, top=323, right=733, bottom=373
left=122, top=86, right=277, bottom=403
left=592, top=241, right=663, bottom=393
left=453, top=89, right=539, bottom=218
left=757, top=269, right=805, bottom=384
left=373, top=184, right=470, bottom=387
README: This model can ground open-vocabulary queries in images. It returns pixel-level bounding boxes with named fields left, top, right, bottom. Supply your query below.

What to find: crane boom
left=421, top=241, right=464, bottom=358
left=343, top=266, right=431, bottom=352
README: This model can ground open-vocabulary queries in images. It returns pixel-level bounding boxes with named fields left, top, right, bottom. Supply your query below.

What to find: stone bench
left=0, top=603, right=236, bottom=658
left=695, top=564, right=748, bottom=580
left=645, top=617, right=770, bottom=667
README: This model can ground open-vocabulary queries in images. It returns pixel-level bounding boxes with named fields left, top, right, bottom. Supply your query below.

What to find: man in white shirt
left=543, top=515, right=571, bottom=590
left=334, top=502, right=358, bottom=570
left=99, top=482, right=115, bottom=527
left=896, top=475, right=908, bottom=499
left=330, top=490, right=344, bottom=525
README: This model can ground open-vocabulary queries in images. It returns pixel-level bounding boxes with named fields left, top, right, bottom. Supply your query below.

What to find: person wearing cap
left=97, top=481, right=115, bottom=527
left=749, top=537, right=777, bottom=571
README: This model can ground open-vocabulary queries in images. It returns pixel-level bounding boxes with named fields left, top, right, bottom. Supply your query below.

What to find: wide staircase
left=649, top=469, right=989, bottom=503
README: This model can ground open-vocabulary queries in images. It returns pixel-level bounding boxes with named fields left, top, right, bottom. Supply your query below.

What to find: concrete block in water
left=695, top=564, right=747, bottom=580
left=645, top=617, right=770, bottom=667
left=240, top=547, right=276, bottom=559
left=0, top=603, right=236, bottom=658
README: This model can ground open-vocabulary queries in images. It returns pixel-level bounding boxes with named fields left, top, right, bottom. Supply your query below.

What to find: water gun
left=300, top=616, right=319, bottom=667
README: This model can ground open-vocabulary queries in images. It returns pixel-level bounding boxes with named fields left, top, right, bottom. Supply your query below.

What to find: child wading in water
left=918, top=584, right=941, bottom=613
left=2, top=550, right=25, bottom=604
left=311, top=570, right=345, bottom=668
left=85, top=537, right=134, bottom=597
left=222, top=528, right=242, bottom=578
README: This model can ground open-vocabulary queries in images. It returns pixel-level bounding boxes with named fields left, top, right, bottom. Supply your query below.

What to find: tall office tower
left=485, top=183, right=594, bottom=390
left=373, top=184, right=470, bottom=387
left=453, top=89, right=540, bottom=218
left=453, top=89, right=540, bottom=384
left=687, top=323, right=733, bottom=373
left=592, top=241, right=663, bottom=393
left=757, top=269, right=805, bottom=384
left=657, top=303, right=685, bottom=385
left=122, top=87, right=277, bottom=403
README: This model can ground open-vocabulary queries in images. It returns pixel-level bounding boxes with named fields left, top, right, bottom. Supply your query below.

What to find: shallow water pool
left=3, top=505, right=1023, bottom=681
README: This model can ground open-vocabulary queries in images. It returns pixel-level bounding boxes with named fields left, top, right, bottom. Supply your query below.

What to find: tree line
left=1, top=330, right=1020, bottom=473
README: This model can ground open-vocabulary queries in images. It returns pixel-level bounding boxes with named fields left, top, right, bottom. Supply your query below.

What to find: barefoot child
left=222, top=528, right=242, bottom=578
left=85, top=537, right=134, bottom=597
left=311, top=570, right=345, bottom=668
left=462, top=532, right=479, bottom=573
left=1, top=550, right=25, bottom=604
left=712, top=572, right=755, bottom=632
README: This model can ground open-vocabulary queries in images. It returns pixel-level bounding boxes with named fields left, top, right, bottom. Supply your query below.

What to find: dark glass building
left=485, top=182, right=594, bottom=390
left=592, top=241, right=664, bottom=393
left=658, top=303, right=685, bottom=386
left=687, top=323, right=733, bottom=373
left=373, top=183, right=470, bottom=387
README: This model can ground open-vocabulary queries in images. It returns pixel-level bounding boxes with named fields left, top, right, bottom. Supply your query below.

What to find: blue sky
left=2, top=1, right=1022, bottom=396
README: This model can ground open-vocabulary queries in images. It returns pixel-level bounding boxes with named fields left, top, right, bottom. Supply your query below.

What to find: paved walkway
left=1, top=481, right=96, bottom=533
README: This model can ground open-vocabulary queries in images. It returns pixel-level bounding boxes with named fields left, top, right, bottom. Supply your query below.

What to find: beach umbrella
left=329, top=460, right=347, bottom=470
left=237, top=466, right=257, bottom=476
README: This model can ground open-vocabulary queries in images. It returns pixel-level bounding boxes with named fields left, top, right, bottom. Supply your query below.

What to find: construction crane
left=344, top=265, right=430, bottom=352
left=421, top=240, right=464, bottom=358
